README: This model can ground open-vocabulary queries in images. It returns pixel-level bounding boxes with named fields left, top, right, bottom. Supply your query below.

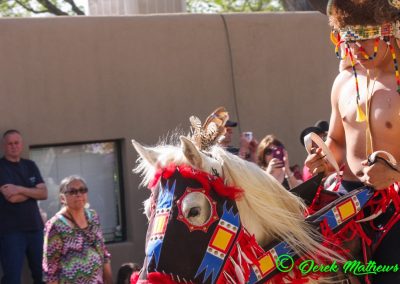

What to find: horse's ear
left=180, top=136, right=203, bottom=168
left=131, top=139, right=158, bottom=166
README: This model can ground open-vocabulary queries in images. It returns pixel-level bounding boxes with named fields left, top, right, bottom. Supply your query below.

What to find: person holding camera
left=238, top=131, right=258, bottom=162
left=219, top=120, right=258, bottom=162
left=256, top=134, right=302, bottom=189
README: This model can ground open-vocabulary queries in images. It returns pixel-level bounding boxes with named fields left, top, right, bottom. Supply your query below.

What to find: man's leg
left=0, top=232, right=26, bottom=284
left=26, top=230, right=44, bottom=284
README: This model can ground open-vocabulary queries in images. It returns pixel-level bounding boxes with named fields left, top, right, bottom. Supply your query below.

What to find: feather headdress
left=190, top=107, right=229, bottom=151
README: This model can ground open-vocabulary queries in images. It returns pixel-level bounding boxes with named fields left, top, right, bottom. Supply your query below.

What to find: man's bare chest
left=338, top=77, right=400, bottom=133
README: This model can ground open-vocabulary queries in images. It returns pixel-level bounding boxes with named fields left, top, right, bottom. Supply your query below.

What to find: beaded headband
left=333, top=21, right=400, bottom=42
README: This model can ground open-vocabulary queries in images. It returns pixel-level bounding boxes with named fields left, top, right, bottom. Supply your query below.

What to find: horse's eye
left=180, top=192, right=212, bottom=227
left=188, top=207, right=201, bottom=218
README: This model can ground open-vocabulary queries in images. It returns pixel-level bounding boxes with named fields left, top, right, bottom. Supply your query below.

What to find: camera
left=272, top=146, right=285, bottom=162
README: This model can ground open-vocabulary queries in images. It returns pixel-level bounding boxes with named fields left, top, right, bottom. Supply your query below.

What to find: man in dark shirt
left=0, top=129, right=47, bottom=284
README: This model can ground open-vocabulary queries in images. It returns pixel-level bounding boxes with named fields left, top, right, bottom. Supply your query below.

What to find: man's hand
left=1, top=184, right=21, bottom=199
left=304, top=148, right=328, bottom=175
left=360, top=159, right=400, bottom=190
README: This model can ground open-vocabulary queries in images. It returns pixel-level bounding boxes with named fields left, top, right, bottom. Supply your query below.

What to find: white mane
left=133, top=141, right=342, bottom=263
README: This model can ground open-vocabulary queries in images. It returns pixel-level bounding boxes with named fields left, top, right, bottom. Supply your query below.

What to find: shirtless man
left=305, top=1, right=400, bottom=283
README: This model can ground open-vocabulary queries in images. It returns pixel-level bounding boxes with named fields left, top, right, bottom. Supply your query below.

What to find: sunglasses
left=264, top=148, right=273, bottom=156
left=65, top=187, right=88, bottom=196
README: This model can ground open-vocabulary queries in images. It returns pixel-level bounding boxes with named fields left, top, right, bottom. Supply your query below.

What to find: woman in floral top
left=43, top=175, right=112, bottom=283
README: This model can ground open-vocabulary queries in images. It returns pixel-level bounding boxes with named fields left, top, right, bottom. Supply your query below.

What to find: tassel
left=330, top=31, right=340, bottom=45
left=229, top=256, right=245, bottom=284
left=356, top=104, right=366, bottom=122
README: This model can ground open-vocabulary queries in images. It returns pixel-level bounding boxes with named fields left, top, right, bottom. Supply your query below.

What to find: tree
left=0, top=0, right=85, bottom=17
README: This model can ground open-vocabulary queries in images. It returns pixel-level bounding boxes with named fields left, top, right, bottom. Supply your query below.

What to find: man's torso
left=337, top=70, right=400, bottom=180
left=0, top=157, right=44, bottom=233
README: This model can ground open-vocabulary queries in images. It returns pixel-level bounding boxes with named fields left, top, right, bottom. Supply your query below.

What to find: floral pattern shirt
left=43, top=209, right=111, bottom=283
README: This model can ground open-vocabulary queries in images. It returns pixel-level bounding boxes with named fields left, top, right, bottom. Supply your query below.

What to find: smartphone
left=272, top=146, right=285, bottom=162
left=243, top=132, right=253, bottom=142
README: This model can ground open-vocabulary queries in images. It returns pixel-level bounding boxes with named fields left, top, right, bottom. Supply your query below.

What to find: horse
left=130, top=133, right=349, bottom=284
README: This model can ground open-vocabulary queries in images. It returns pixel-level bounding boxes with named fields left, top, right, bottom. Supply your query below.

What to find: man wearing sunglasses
left=0, top=129, right=47, bottom=284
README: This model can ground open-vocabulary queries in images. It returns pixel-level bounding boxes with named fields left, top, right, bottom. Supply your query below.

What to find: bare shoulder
left=331, top=70, right=352, bottom=102
left=333, top=70, right=352, bottom=88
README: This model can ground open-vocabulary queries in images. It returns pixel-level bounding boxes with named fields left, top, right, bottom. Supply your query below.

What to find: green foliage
left=0, top=0, right=85, bottom=17
left=0, top=0, right=30, bottom=16
left=187, top=0, right=284, bottom=13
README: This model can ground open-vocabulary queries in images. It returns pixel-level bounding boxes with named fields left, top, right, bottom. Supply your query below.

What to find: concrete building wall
left=0, top=12, right=338, bottom=280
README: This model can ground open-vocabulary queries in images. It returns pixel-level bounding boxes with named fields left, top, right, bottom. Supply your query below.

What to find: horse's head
left=132, top=137, right=244, bottom=284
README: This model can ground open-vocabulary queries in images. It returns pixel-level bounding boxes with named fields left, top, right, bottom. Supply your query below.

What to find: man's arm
left=325, top=75, right=347, bottom=168
left=5, top=194, right=28, bottom=203
left=1, top=183, right=47, bottom=203
left=18, top=183, right=47, bottom=200
left=305, top=74, right=346, bottom=175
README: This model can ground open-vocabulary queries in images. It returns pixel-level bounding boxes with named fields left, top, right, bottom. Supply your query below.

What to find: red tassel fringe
left=148, top=164, right=243, bottom=201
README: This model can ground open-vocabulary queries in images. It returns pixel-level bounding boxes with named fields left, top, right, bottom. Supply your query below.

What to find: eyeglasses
left=65, top=187, right=88, bottom=196
left=264, top=148, right=273, bottom=156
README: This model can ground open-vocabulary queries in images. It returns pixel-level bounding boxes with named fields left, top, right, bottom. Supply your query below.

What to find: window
left=30, top=140, right=125, bottom=243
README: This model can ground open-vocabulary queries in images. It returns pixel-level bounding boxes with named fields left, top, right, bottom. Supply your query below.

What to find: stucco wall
left=0, top=12, right=338, bottom=279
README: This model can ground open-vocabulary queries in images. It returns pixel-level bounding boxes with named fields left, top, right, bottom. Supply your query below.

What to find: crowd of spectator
left=218, top=118, right=329, bottom=189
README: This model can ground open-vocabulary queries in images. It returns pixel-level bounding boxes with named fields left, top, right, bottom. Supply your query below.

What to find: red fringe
left=131, top=271, right=190, bottom=284
left=148, top=164, right=243, bottom=201
left=316, top=183, right=400, bottom=261
left=217, top=228, right=324, bottom=284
